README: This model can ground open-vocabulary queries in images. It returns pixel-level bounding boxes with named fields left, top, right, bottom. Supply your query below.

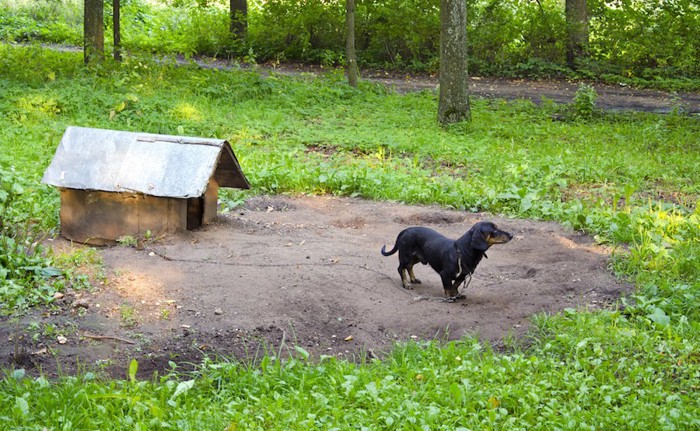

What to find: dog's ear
left=471, top=229, right=490, bottom=251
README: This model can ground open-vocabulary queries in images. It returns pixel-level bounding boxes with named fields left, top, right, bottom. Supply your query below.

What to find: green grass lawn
left=1, top=45, right=699, bottom=429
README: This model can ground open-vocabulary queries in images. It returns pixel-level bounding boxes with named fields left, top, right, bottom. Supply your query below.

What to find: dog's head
left=470, top=221, right=513, bottom=251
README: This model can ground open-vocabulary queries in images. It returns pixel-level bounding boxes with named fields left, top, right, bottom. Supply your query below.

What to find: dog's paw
left=444, top=293, right=465, bottom=302
left=402, top=284, right=414, bottom=290
left=411, top=278, right=422, bottom=284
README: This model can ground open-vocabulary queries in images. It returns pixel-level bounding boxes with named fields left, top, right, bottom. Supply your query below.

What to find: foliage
left=0, top=330, right=698, bottom=429
left=0, top=0, right=82, bottom=44
left=0, top=165, right=61, bottom=313
left=0, top=46, right=698, bottom=427
left=1, top=0, right=699, bottom=87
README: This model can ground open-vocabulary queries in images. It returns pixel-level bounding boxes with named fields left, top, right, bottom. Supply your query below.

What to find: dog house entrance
left=187, top=197, right=204, bottom=230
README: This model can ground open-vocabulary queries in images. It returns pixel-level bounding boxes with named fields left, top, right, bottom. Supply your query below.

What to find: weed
left=119, top=304, right=138, bottom=328
left=116, top=235, right=137, bottom=248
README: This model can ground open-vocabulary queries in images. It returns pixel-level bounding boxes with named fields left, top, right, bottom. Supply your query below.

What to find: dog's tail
left=381, top=243, right=398, bottom=256
left=381, top=230, right=404, bottom=256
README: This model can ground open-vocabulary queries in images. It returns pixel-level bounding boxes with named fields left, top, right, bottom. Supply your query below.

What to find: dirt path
left=2, top=196, right=630, bottom=378
left=269, top=64, right=700, bottom=113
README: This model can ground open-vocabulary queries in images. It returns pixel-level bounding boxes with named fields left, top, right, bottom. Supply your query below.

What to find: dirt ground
left=367, top=72, right=700, bottom=113
left=2, top=195, right=630, bottom=379
left=261, top=63, right=700, bottom=114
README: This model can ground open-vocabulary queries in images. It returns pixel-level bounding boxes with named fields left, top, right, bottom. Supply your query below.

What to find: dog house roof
left=42, top=126, right=250, bottom=198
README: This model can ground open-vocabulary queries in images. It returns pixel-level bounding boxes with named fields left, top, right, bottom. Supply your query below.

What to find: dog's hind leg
left=407, top=262, right=422, bottom=285
left=398, top=267, right=413, bottom=289
left=398, top=254, right=421, bottom=289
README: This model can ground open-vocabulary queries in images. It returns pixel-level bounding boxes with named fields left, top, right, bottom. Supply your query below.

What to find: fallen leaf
left=344, top=335, right=354, bottom=341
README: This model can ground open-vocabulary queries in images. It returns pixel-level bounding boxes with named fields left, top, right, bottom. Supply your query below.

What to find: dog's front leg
left=442, top=275, right=466, bottom=300
left=441, top=275, right=459, bottom=299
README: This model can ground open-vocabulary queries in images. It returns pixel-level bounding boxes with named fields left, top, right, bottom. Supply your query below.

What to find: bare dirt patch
left=2, top=195, right=630, bottom=378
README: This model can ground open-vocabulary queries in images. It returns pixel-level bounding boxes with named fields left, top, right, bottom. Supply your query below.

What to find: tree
left=438, top=0, right=470, bottom=125
left=230, top=0, right=248, bottom=39
left=84, top=0, right=104, bottom=64
left=565, top=0, right=588, bottom=69
left=113, top=0, right=121, bottom=61
left=345, top=0, right=359, bottom=87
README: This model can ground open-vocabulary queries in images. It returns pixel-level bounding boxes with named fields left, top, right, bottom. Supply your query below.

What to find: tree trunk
left=438, top=0, right=470, bottom=125
left=346, top=0, right=359, bottom=87
left=230, top=0, right=248, bottom=39
left=113, top=0, right=121, bottom=62
left=565, top=0, right=588, bottom=69
left=84, top=0, right=104, bottom=64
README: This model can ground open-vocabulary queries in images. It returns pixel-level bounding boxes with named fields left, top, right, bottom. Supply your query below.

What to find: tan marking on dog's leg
left=400, top=269, right=413, bottom=289
left=408, top=267, right=422, bottom=284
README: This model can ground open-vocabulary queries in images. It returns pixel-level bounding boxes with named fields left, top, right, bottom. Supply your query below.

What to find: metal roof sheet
left=42, top=126, right=250, bottom=197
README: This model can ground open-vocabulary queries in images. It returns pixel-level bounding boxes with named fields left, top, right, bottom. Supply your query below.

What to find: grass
left=0, top=44, right=699, bottom=428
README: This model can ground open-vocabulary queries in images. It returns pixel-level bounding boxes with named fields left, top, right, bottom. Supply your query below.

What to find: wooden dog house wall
left=42, top=126, right=250, bottom=245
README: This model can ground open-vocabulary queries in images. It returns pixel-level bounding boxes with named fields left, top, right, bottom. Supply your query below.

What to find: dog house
left=42, top=126, right=250, bottom=245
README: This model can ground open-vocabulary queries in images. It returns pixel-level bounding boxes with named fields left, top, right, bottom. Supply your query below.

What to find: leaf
left=294, top=345, right=310, bottom=360
left=14, top=397, right=29, bottom=417
left=487, top=395, right=500, bottom=409
left=128, top=359, right=138, bottom=382
left=170, top=380, right=195, bottom=401
left=647, top=307, right=670, bottom=327
left=39, top=267, right=62, bottom=277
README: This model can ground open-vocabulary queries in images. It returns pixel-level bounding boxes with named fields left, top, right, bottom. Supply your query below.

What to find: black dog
left=381, top=221, right=512, bottom=299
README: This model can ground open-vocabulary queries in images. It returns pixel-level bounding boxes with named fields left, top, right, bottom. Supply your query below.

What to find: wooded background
left=2, top=0, right=698, bottom=86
